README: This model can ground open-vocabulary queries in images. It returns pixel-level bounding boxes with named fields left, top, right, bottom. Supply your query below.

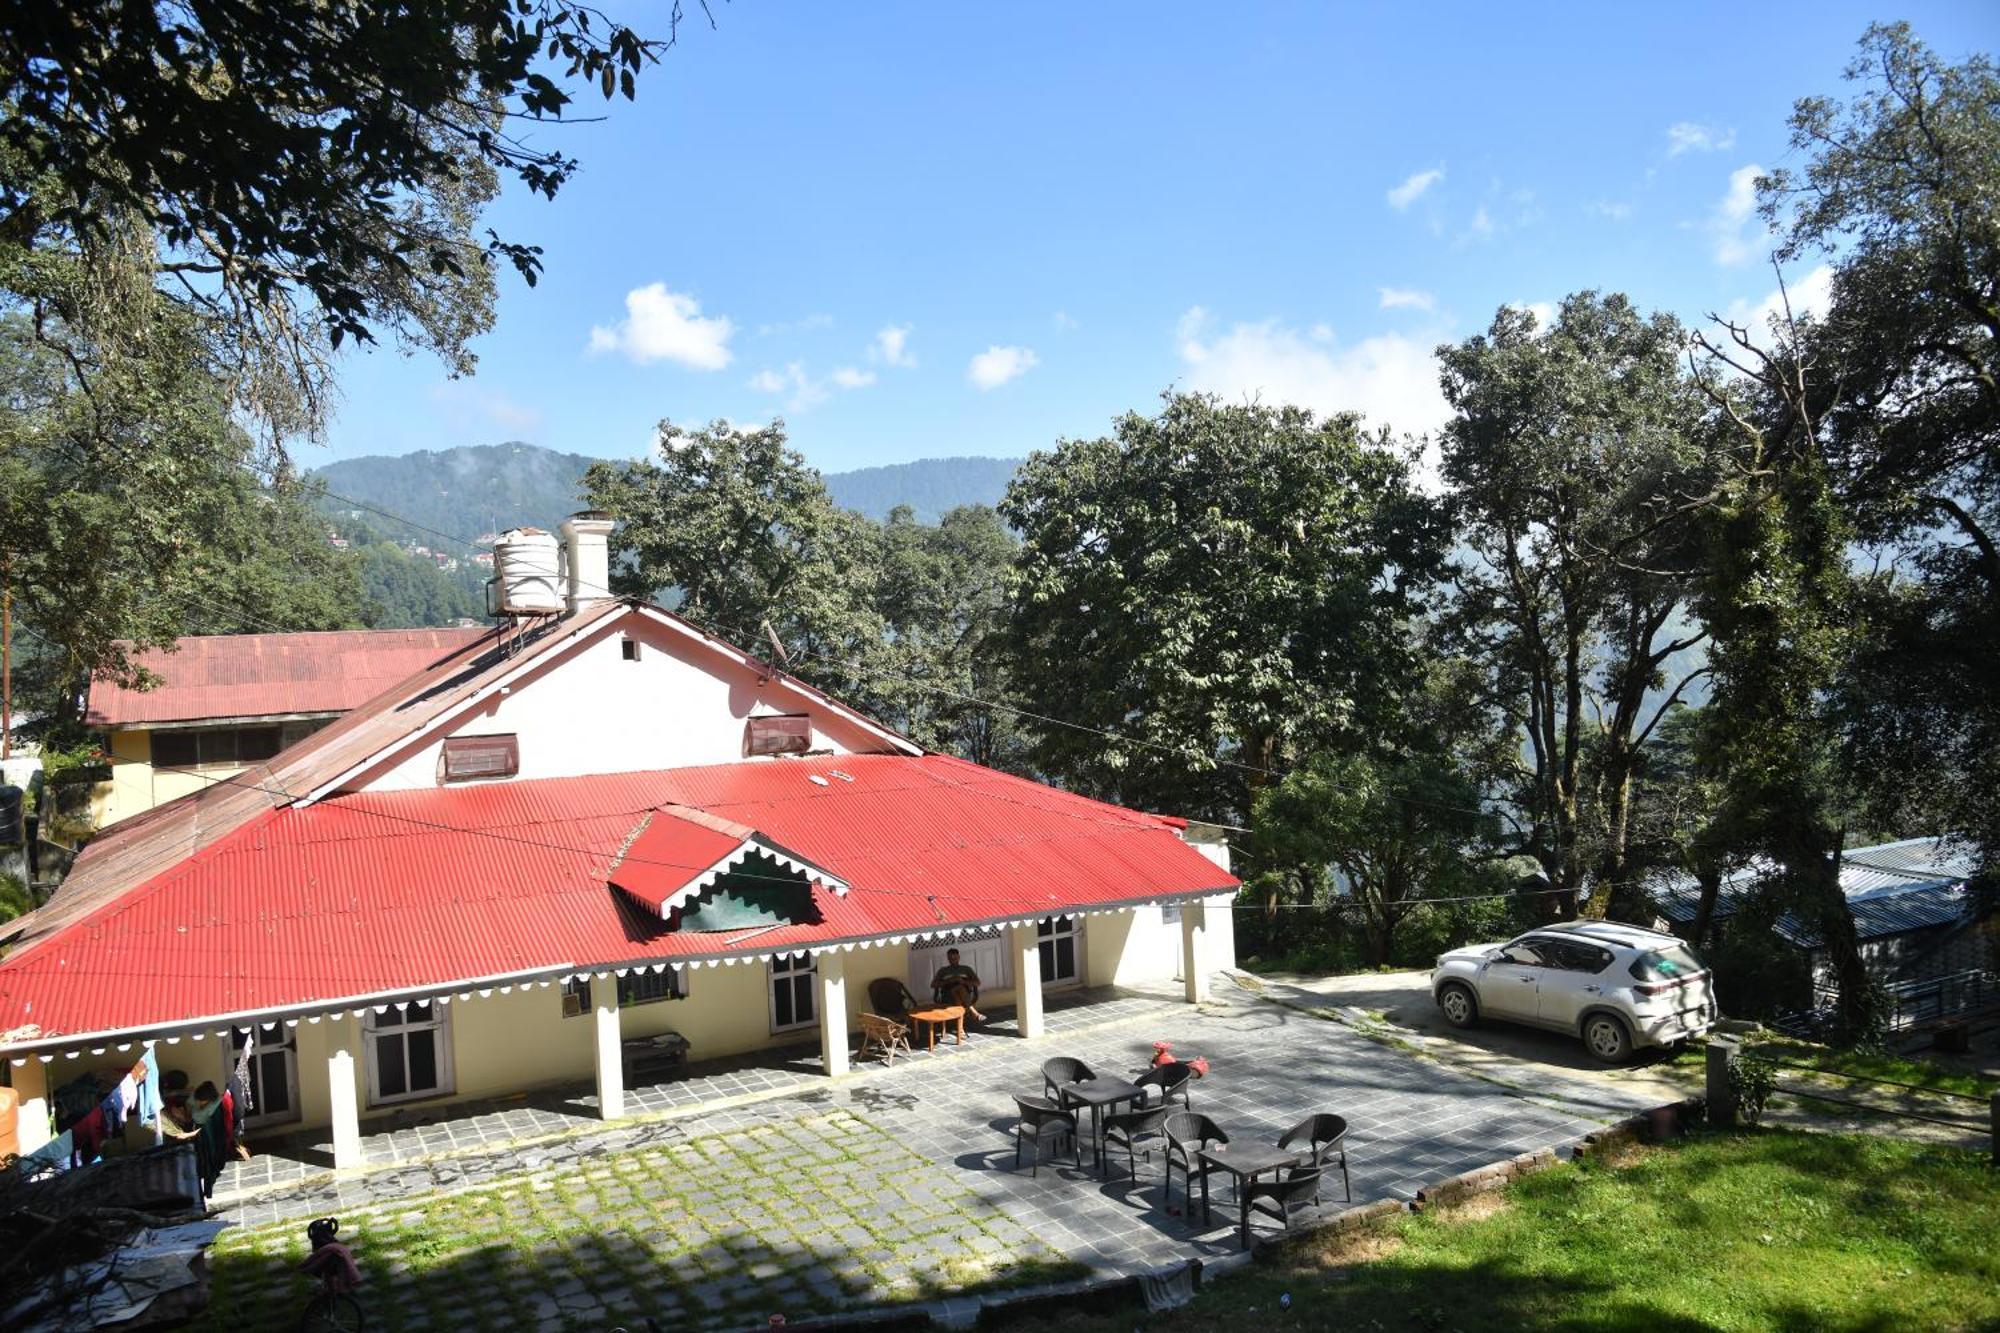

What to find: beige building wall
left=17, top=897, right=1239, bottom=1146
left=95, top=729, right=253, bottom=829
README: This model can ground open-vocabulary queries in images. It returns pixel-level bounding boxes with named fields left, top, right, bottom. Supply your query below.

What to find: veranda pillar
left=817, top=951, right=850, bottom=1077
left=1012, top=924, right=1045, bottom=1040
left=328, top=1041, right=363, bottom=1169
left=594, top=983, right=626, bottom=1119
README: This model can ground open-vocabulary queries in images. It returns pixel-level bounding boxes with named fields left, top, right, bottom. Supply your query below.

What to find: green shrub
left=0, top=871, right=32, bottom=924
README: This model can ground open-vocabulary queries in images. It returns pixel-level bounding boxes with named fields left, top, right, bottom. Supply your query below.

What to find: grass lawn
left=1666, top=1031, right=1998, bottom=1101
left=1004, top=1129, right=2000, bottom=1333
left=1735, top=1033, right=1997, bottom=1101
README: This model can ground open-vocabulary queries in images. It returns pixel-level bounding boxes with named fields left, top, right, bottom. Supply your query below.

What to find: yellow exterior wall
left=29, top=903, right=1237, bottom=1140
left=1085, top=910, right=1135, bottom=986
left=95, top=728, right=249, bottom=829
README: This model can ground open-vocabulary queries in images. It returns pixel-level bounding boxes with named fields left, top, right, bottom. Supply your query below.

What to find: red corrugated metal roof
left=0, top=755, right=1236, bottom=1044
left=85, top=628, right=490, bottom=728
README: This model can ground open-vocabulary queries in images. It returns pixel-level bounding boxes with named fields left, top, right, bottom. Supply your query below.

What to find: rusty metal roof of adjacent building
left=84, top=628, right=491, bottom=728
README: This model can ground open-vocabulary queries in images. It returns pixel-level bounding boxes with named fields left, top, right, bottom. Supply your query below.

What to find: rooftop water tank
left=492, top=527, right=564, bottom=615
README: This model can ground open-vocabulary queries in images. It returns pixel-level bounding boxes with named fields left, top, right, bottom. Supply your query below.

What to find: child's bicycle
left=299, top=1217, right=366, bottom=1332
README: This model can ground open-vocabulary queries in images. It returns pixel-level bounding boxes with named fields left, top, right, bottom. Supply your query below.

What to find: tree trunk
left=1690, top=863, right=1724, bottom=948
left=1806, top=835, right=1879, bottom=1043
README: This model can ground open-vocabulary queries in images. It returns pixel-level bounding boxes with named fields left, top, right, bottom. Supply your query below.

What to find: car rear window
left=1629, top=944, right=1706, bottom=982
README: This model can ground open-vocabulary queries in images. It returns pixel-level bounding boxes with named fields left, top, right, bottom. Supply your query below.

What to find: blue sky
left=324, top=2, right=1998, bottom=472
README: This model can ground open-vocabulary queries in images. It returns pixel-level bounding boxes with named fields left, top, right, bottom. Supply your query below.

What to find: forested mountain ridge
left=309, top=443, right=1025, bottom=538
left=310, top=443, right=603, bottom=541
left=822, top=456, right=1022, bottom=522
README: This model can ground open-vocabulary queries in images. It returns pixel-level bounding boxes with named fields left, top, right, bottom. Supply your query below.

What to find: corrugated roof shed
left=1651, top=837, right=1980, bottom=946
left=85, top=628, right=490, bottom=728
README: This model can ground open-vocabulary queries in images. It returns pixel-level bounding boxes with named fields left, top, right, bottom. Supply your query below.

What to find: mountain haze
left=310, top=444, right=1025, bottom=543
left=821, top=456, right=1021, bottom=523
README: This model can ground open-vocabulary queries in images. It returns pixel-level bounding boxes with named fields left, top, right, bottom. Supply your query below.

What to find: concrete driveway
left=1235, top=969, right=1698, bottom=1117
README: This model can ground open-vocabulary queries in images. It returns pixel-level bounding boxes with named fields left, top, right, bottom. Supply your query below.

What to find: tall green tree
left=1760, top=23, right=2000, bottom=875
left=1437, top=293, right=1718, bottom=920
left=0, top=259, right=365, bottom=734
left=1689, top=314, right=1879, bottom=1040
left=1254, top=653, right=1508, bottom=967
left=1000, top=392, right=1448, bottom=823
left=2, top=0, right=690, bottom=370
left=582, top=419, right=885, bottom=695
left=871, top=504, right=1025, bottom=769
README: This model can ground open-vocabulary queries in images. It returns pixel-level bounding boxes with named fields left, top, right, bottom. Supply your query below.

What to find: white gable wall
left=350, top=610, right=905, bottom=793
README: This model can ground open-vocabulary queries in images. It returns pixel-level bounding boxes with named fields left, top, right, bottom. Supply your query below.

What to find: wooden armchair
left=856, top=1012, right=912, bottom=1065
left=867, top=977, right=921, bottom=1017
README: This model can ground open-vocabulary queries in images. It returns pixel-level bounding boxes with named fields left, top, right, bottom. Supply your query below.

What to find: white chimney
left=559, top=511, right=616, bottom=613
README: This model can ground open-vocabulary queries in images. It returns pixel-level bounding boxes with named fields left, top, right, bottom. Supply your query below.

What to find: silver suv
left=1430, top=921, right=1716, bottom=1063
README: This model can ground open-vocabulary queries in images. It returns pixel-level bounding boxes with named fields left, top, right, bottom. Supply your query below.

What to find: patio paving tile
left=198, top=978, right=1621, bottom=1329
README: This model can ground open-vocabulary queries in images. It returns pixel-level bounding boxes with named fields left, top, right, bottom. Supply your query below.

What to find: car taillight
left=1635, top=980, right=1678, bottom=997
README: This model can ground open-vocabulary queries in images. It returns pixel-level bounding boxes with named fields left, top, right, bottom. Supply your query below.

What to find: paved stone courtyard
left=198, top=979, right=1617, bottom=1331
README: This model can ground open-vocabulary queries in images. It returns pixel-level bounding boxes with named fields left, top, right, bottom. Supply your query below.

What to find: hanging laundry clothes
left=68, top=1104, right=108, bottom=1168
left=137, top=1042, right=162, bottom=1133
left=190, top=1081, right=228, bottom=1195
left=231, top=1030, right=256, bottom=1116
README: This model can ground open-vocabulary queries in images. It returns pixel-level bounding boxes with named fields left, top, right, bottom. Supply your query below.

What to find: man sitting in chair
left=930, top=948, right=987, bottom=1023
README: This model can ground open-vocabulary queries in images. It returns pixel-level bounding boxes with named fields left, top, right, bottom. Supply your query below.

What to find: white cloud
left=588, top=283, right=736, bottom=369
left=1724, top=264, right=1836, bottom=345
left=870, top=324, right=916, bottom=368
left=967, top=345, right=1039, bottom=390
left=1667, top=122, right=1737, bottom=156
left=1386, top=167, right=1445, bottom=210
left=1719, top=164, right=1760, bottom=222
left=1053, top=310, right=1080, bottom=332
left=1590, top=200, right=1634, bottom=221
left=1708, top=163, right=1767, bottom=265
left=1467, top=204, right=1495, bottom=238
left=1505, top=300, right=1559, bottom=331
left=1174, top=307, right=1449, bottom=484
left=1378, top=287, right=1436, bottom=313
left=747, top=360, right=877, bottom=411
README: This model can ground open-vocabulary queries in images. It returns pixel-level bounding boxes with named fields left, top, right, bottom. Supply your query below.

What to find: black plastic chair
left=1163, top=1111, right=1228, bottom=1211
left=1102, top=1103, right=1171, bottom=1181
left=1134, top=1061, right=1193, bottom=1109
left=1241, top=1167, right=1324, bottom=1244
left=1276, top=1113, right=1352, bottom=1203
left=1013, top=1094, right=1080, bottom=1176
left=1041, top=1056, right=1096, bottom=1103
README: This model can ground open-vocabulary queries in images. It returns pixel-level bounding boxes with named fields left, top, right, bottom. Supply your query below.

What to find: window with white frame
left=768, top=953, right=817, bottom=1032
left=618, top=967, right=686, bottom=1007
left=364, top=1001, right=454, bottom=1106
left=1038, top=915, right=1081, bottom=987
left=562, top=969, right=688, bottom=1017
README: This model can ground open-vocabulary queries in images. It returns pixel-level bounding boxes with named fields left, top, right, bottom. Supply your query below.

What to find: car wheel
left=1582, top=1013, right=1632, bottom=1064
left=1437, top=982, right=1479, bottom=1029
